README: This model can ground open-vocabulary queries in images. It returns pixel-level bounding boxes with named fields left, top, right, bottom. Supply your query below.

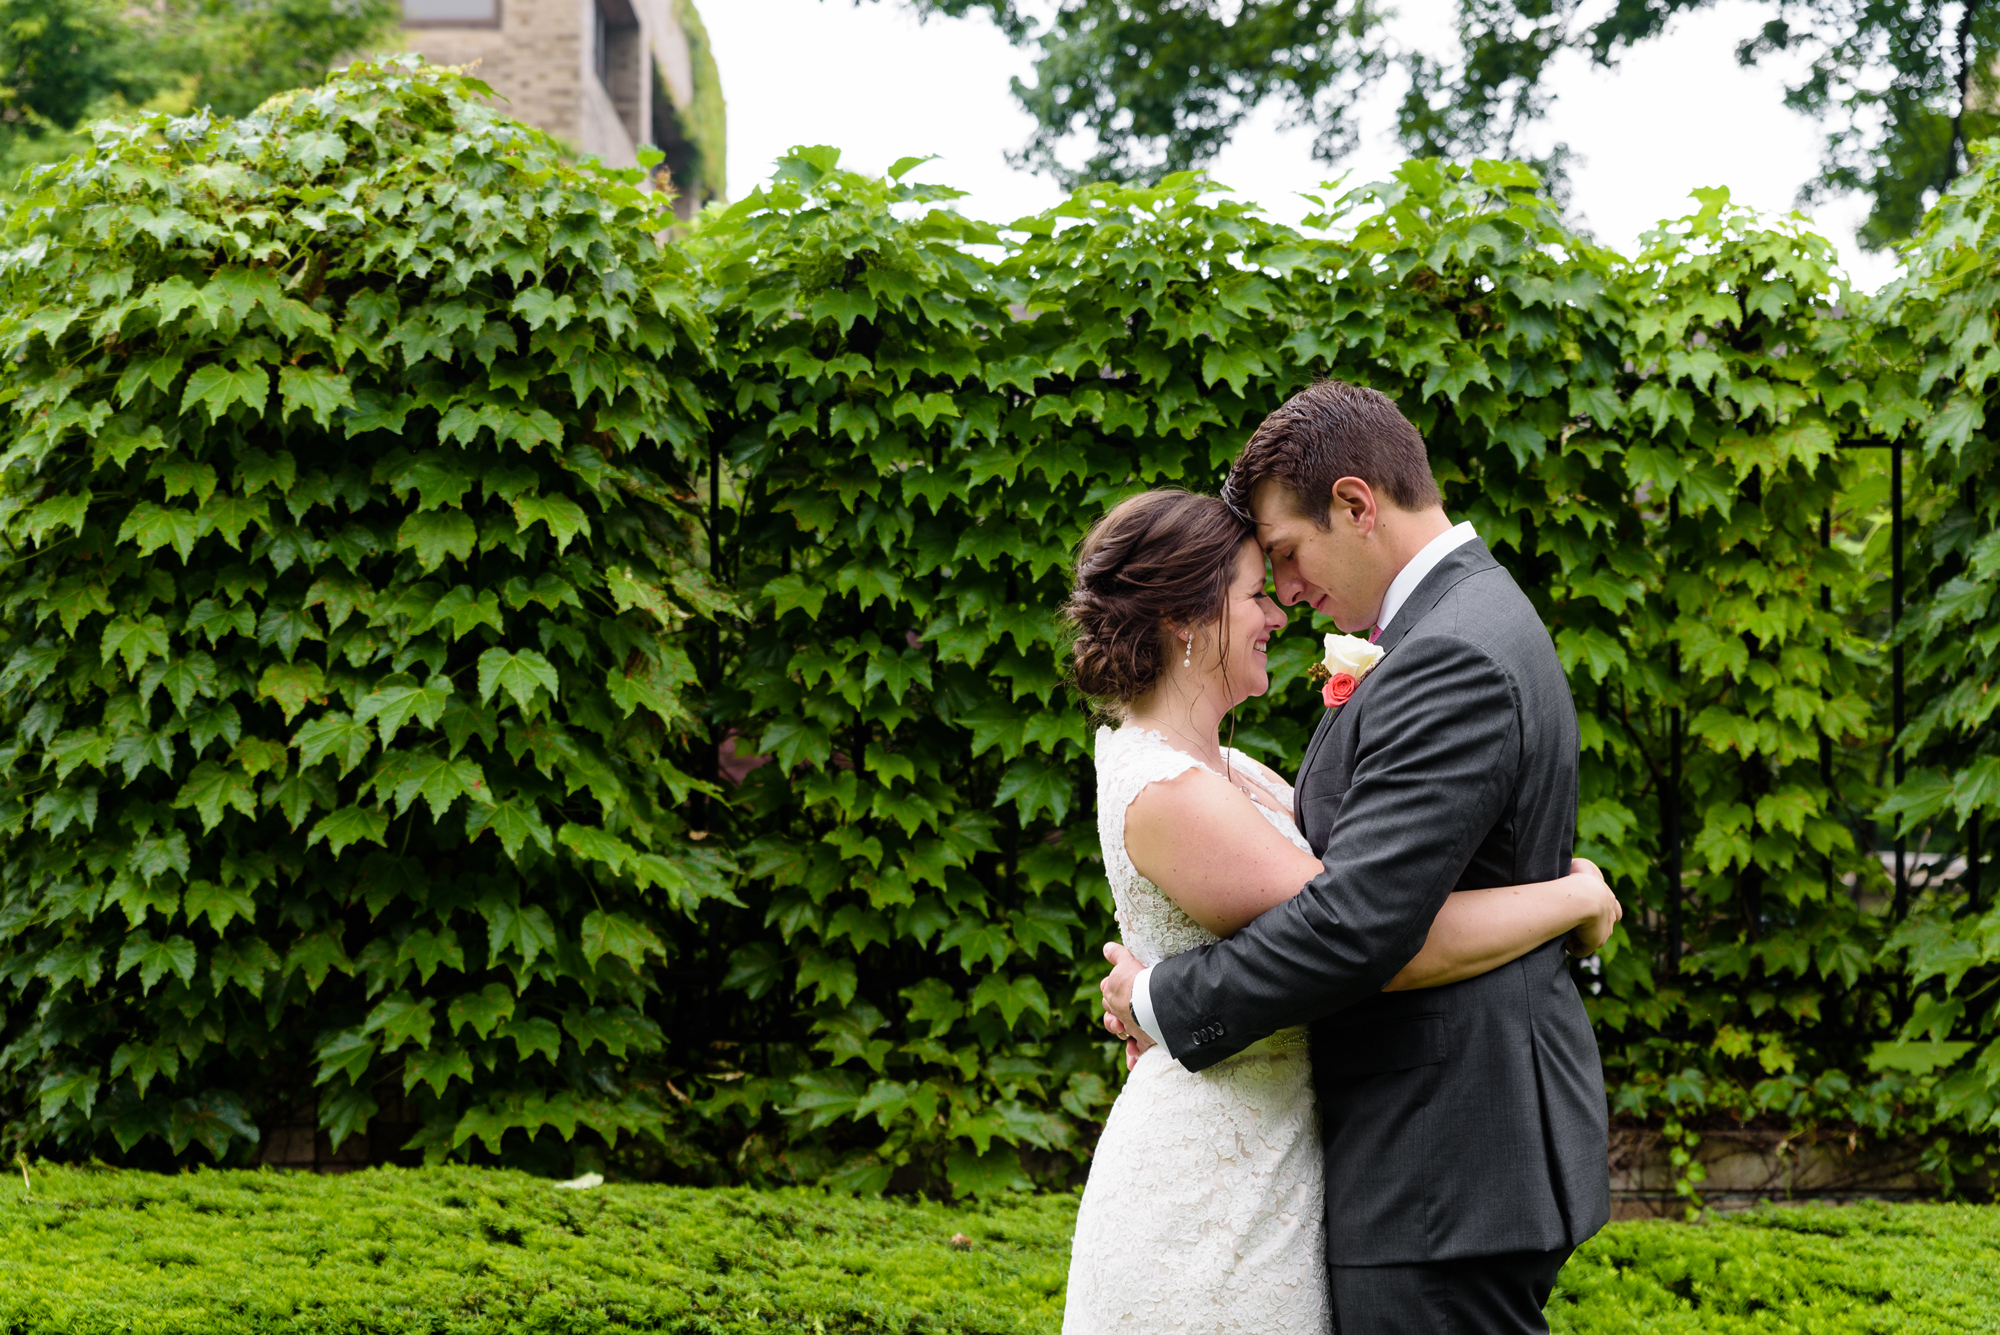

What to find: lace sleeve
left=1096, top=726, right=1202, bottom=882
left=1095, top=726, right=1224, bottom=966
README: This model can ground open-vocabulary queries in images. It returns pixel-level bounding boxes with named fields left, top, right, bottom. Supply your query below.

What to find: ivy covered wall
left=0, top=61, right=1997, bottom=1201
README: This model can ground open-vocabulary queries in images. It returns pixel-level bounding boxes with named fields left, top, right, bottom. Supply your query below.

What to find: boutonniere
left=1305, top=633, right=1385, bottom=708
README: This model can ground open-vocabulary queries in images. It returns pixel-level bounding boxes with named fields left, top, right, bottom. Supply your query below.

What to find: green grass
left=0, top=1166, right=1995, bottom=1332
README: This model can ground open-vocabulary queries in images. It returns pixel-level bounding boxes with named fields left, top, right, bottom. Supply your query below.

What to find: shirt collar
left=1374, top=521, right=1477, bottom=637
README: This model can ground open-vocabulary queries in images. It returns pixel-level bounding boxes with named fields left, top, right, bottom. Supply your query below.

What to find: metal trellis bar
left=1837, top=439, right=1908, bottom=917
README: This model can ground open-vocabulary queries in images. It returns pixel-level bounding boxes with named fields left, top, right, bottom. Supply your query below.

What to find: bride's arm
left=1383, top=860, right=1620, bottom=991
left=1125, top=769, right=1619, bottom=977
left=1123, top=767, right=1330, bottom=937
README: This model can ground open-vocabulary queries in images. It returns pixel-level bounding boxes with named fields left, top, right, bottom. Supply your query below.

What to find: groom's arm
left=1139, top=633, right=1520, bottom=1073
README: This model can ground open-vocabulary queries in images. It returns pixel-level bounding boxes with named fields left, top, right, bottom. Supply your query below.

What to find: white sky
left=702, top=0, right=1902, bottom=293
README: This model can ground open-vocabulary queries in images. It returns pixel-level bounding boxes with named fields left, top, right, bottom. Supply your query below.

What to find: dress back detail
left=1094, top=725, right=1313, bottom=968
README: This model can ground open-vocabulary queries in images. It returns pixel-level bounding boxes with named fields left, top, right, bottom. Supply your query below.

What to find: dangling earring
left=1183, top=636, right=1192, bottom=668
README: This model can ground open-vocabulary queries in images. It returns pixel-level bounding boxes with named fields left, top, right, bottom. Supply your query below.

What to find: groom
left=1100, top=379, right=1609, bottom=1333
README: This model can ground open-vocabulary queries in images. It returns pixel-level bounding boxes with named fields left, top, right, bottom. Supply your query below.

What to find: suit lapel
left=1294, top=705, right=1340, bottom=829
left=1291, top=540, right=1501, bottom=833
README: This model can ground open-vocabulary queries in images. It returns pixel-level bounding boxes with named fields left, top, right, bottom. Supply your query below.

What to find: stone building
left=398, top=0, right=724, bottom=216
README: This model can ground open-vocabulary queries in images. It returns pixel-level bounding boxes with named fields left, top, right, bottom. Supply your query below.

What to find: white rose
left=1322, top=633, right=1385, bottom=679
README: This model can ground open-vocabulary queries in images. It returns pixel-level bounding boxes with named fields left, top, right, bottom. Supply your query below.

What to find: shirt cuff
left=1130, top=966, right=1170, bottom=1054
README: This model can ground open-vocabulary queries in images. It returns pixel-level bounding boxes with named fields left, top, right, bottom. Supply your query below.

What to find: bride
left=1058, top=490, right=1620, bottom=1333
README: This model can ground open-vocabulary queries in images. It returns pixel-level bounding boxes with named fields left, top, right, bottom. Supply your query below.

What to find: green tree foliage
left=0, top=0, right=398, bottom=177
left=667, top=0, right=729, bottom=207
left=925, top=0, right=1394, bottom=188
left=0, top=0, right=148, bottom=137
left=892, top=0, right=1998, bottom=246
left=0, top=58, right=728, bottom=1166
left=150, top=0, right=404, bottom=121
left=1598, top=0, right=2000, bottom=250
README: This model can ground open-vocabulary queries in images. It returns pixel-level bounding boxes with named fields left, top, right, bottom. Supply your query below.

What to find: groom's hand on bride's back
left=1100, top=943, right=1156, bottom=1068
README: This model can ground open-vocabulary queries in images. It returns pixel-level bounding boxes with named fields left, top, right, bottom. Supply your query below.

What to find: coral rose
left=1322, top=672, right=1358, bottom=707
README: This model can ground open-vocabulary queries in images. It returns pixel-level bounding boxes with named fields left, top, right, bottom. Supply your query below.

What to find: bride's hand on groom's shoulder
left=1564, top=857, right=1622, bottom=958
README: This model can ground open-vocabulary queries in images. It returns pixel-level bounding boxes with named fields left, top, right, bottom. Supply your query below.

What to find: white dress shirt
left=1128, top=521, right=1480, bottom=1053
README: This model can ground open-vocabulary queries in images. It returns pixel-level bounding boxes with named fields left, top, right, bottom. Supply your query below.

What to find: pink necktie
left=1368, top=626, right=1381, bottom=643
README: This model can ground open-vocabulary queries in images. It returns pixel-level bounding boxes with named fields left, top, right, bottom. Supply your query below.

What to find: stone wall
left=402, top=0, right=678, bottom=164
left=1609, top=1126, right=1988, bottom=1219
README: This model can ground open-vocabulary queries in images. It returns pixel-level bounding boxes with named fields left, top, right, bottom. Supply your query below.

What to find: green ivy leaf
left=395, top=510, right=477, bottom=571
left=355, top=674, right=454, bottom=747
left=180, top=363, right=272, bottom=419
left=278, top=365, right=356, bottom=427
left=944, top=1145, right=1032, bottom=1198
left=398, top=927, right=465, bottom=984
left=110, top=1038, right=181, bottom=1097
left=307, top=805, right=389, bottom=856
left=184, top=879, right=258, bottom=933
left=293, top=711, right=376, bottom=775
left=163, top=1092, right=258, bottom=1159
left=448, top=982, right=516, bottom=1039
left=198, top=494, right=268, bottom=550
left=314, top=1029, right=378, bottom=1086
left=172, top=760, right=258, bottom=832
left=968, top=973, right=1050, bottom=1028
left=32, top=783, right=97, bottom=835
left=510, top=494, right=591, bottom=552
left=465, top=795, right=555, bottom=859
left=497, top=1015, right=564, bottom=1064
left=477, top=647, right=560, bottom=710
left=100, top=614, right=170, bottom=674
left=18, top=490, right=91, bottom=545
left=486, top=902, right=558, bottom=968
left=320, top=1080, right=378, bottom=1153
left=561, top=1004, right=662, bottom=1058
left=116, top=930, right=197, bottom=993
left=402, top=1042, right=474, bottom=1097
left=362, top=991, right=437, bottom=1053
left=147, top=653, right=220, bottom=713
left=367, top=751, right=488, bottom=819
left=256, top=661, right=327, bottom=722
left=580, top=910, right=663, bottom=967
left=285, top=930, right=355, bottom=992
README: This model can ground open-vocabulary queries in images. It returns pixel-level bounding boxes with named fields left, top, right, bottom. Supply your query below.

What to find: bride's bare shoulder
left=1124, top=763, right=1284, bottom=852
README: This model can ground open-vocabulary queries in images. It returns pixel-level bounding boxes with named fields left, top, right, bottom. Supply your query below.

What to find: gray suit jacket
left=1147, top=539, right=1611, bottom=1266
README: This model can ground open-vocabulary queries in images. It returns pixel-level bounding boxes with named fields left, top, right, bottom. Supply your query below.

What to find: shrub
left=1, top=1165, right=1997, bottom=1334
left=0, top=57, right=729, bottom=1166
left=0, top=1164, right=1072, bottom=1333
left=1552, top=1201, right=2000, bottom=1333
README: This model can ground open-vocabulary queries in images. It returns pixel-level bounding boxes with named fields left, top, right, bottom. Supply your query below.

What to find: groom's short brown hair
left=1221, top=379, right=1441, bottom=525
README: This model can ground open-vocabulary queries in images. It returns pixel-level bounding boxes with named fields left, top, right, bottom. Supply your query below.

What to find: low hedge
left=1, top=1165, right=1995, bottom=1333
left=0, top=1165, right=1070, bottom=1333
left=1552, top=1201, right=2000, bottom=1334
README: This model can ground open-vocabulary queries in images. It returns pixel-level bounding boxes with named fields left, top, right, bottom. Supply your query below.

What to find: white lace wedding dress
left=1063, top=725, right=1329, bottom=1334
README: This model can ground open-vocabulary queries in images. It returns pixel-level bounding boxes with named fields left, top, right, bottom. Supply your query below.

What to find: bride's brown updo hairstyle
left=1062, top=490, right=1255, bottom=706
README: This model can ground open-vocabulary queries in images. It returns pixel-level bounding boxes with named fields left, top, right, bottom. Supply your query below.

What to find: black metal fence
left=1657, top=435, right=1983, bottom=967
